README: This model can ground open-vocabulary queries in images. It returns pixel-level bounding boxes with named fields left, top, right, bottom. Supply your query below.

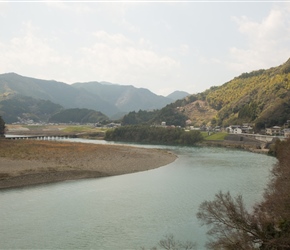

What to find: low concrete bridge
left=5, top=134, right=76, bottom=140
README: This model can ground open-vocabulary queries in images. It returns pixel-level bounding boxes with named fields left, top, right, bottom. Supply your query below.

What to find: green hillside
left=49, top=108, right=108, bottom=124
left=0, top=73, right=175, bottom=118
left=174, top=58, right=290, bottom=129
left=0, top=73, right=120, bottom=117
left=0, top=95, right=63, bottom=123
left=122, top=58, right=290, bottom=130
left=72, top=81, right=173, bottom=112
left=206, top=58, right=290, bottom=128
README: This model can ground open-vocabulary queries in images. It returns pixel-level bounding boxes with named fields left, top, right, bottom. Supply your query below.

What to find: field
left=201, top=132, right=228, bottom=141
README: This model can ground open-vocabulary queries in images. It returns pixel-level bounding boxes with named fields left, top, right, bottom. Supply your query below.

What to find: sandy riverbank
left=0, top=140, right=177, bottom=189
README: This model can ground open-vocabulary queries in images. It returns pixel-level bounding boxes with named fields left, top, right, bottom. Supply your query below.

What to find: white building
left=266, top=126, right=282, bottom=136
left=226, top=125, right=242, bottom=134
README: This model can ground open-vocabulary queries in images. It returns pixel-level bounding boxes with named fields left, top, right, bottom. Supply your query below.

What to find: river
left=0, top=139, right=277, bottom=249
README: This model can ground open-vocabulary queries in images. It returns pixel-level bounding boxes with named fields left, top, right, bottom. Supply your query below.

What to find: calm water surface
left=0, top=140, right=277, bottom=249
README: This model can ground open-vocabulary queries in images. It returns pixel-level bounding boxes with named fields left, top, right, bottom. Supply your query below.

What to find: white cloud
left=0, top=3, right=8, bottom=17
left=228, top=5, right=290, bottom=72
left=0, top=22, right=71, bottom=80
left=0, top=19, right=181, bottom=94
left=77, top=30, right=181, bottom=89
left=179, top=44, right=189, bottom=56
left=45, top=2, right=92, bottom=14
left=200, top=56, right=222, bottom=65
left=93, top=31, right=133, bottom=47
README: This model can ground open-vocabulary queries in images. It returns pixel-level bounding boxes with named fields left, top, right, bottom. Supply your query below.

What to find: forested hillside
left=205, top=58, right=290, bottom=128
left=49, top=108, right=108, bottom=124
left=1, top=58, right=289, bottom=128
left=0, top=73, right=119, bottom=117
left=169, top=58, right=290, bottom=129
left=0, top=73, right=177, bottom=119
left=72, top=82, right=174, bottom=113
left=0, top=95, right=63, bottom=123
left=120, top=58, right=290, bottom=130
left=122, top=103, right=188, bottom=127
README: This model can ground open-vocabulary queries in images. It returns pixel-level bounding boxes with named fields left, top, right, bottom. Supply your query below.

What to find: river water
left=0, top=139, right=277, bottom=249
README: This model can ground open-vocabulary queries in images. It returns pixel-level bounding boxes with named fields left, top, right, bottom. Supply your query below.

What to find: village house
left=241, top=124, right=253, bottom=133
left=226, top=124, right=253, bottom=134
left=266, top=126, right=282, bottom=136
left=226, top=125, right=242, bottom=134
left=214, top=126, right=221, bottom=132
left=283, top=128, right=290, bottom=138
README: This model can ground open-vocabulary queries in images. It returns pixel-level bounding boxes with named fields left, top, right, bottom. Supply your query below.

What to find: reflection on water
left=0, top=140, right=276, bottom=249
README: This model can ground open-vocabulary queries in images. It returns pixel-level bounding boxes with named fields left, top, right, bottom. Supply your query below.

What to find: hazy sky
left=1, top=1, right=290, bottom=96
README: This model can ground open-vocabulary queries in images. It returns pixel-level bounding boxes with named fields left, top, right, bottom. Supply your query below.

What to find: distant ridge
left=0, top=73, right=119, bottom=116
left=72, top=81, right=173, bottom=113
left=0, top=73, right=183, bottom=121
left=166, top=90, right=190, bottom=100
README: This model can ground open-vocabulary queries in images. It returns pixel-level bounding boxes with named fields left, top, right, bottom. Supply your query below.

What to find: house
left=266, top=126, right=282, bottom=136
left=226, top=125, right=242, bottom=134
left=241, top=124, right=253, bottom=134
left=233, top=127, right=242, bottom=134
left=214, top=126, right=221, bottom=132
left=284, top=129, right=290, bottom=138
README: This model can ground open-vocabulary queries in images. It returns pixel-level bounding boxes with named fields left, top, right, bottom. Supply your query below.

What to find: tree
left=197, top=138, right=290, bottom=249
left=0, top=116, right=5, bottom=137
left=144, top=235, right=196, bottom=250
left=197, top=191, right=260, bottom=250
left=211, top=118, right=217, bottom=126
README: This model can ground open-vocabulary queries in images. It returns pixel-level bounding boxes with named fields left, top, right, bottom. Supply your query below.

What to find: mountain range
left=1, top=57, right=290, bottom=129
left=0, top=73, right=189, bottom=123
left=122, top=58, right=290, bottom=130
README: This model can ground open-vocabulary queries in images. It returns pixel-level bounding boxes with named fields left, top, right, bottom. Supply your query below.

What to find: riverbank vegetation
left=105, top=125, right=203, bottom=146
left=0, top=115, right=5, bottom=137
left=197, top=138, right=290, bottom=249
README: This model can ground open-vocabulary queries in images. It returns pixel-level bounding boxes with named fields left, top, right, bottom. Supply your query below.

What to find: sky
left=1, top=1, right=290, bottom=96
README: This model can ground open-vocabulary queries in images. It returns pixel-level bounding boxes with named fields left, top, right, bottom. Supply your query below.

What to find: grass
left=201, top=132, right=228, bottom=141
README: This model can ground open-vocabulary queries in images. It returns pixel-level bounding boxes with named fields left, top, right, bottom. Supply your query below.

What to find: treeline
left=122, top=104, right=188, bottom=127
left=105, top=125, right=203, bottom=145
left=197, top=138, right=290, bottom=249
